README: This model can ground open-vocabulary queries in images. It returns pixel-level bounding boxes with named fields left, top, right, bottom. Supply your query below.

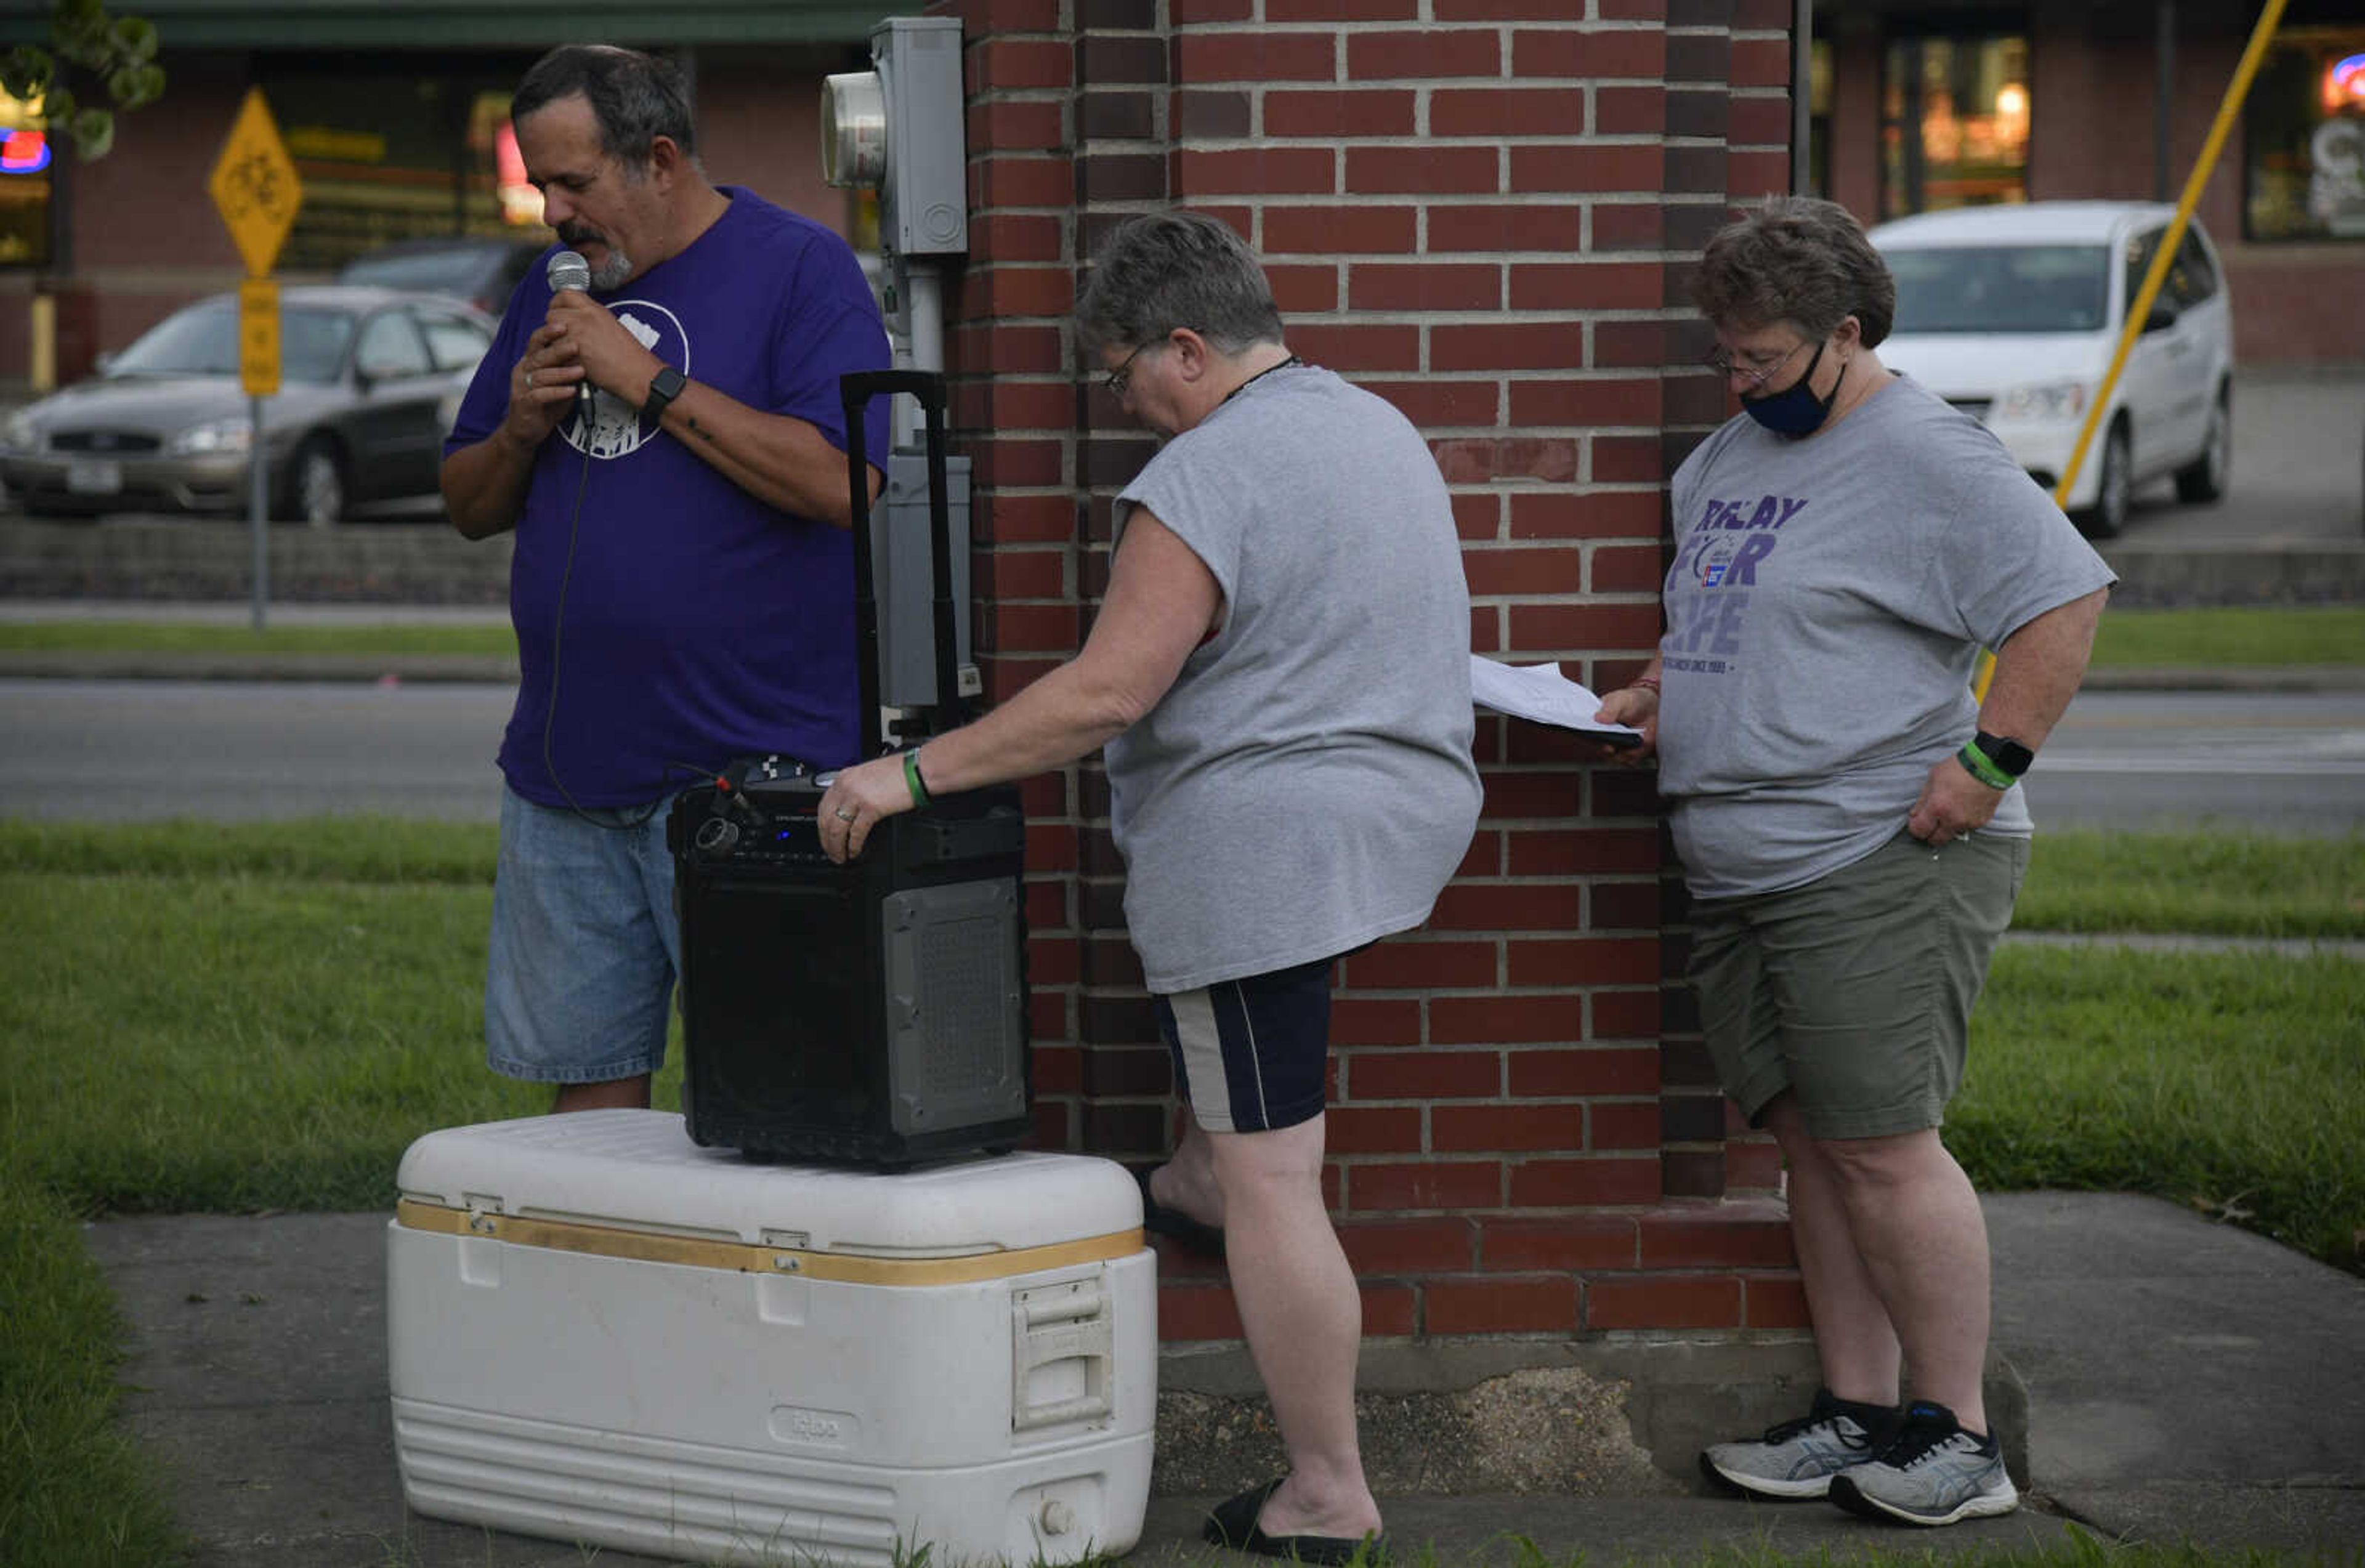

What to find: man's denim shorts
left=485, top=786, right=681, bottom=1085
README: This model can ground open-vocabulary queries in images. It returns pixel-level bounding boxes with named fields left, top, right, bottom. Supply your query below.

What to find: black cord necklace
left=1221, top=354, right=1303, bottom=405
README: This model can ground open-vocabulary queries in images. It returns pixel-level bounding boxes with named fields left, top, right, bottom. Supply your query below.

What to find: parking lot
left=2118, top=365, right=2363, bottom=545
left=0, top=365, right=2357, bottom=610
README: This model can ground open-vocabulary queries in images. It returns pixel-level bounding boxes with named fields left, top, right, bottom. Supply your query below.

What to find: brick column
left=939, top=0, right=1087, bottom=1150
left=939, top=0, right=1806, bottom=1341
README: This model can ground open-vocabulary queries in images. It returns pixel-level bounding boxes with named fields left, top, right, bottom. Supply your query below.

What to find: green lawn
left=1957, top=944, right=2365, bottom=1267
left=4, top=819, right=2360, bottom=1566
left=2015, top=829, right=2365, bottom=939
left=0, top=603, right=2360, bottom=670
left=0, top=620, right=517, bottom=658
left=2085, top=605, right=2365, bottom=668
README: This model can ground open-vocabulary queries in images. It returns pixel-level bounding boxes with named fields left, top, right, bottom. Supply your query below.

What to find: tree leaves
left=2, top=1, right=166, bottom=161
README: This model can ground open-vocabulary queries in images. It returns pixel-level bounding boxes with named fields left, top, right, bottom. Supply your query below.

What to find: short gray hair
left=513, top=44, right=696, bottom=169
left=1076, top=211, right=1285, bottom=357
left=1692, top=195, right=1896, bottom=349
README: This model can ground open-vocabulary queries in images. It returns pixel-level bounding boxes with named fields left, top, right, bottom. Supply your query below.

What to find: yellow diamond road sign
left=208, top=89, right=303, bottom=278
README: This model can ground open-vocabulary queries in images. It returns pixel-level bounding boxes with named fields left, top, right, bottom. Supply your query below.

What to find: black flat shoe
left=1136, top=1165, right=1226, bottom=1258
left=1202, top=1477, right=1388, bottom=1566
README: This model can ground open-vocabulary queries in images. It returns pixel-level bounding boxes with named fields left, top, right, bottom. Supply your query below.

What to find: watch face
left=1978, top=732, right=2034, bottom=775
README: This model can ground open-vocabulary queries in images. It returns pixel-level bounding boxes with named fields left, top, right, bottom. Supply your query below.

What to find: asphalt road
left=4, top=679, right=2360, bottom=833
left=4, top=366, right=2358, bottom=545
left=2018, top=689, right=2365, bottom=835
left=0, top=677, right=511, bottom=822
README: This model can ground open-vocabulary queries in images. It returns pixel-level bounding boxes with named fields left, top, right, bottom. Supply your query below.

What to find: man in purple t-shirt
left=441, top=44, right=889, bottom=1113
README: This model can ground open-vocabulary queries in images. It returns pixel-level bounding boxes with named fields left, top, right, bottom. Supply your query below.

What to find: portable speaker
left=669, top=371, right=1030, bottom=1166
left=668, top=766, right=1029, bottom=1165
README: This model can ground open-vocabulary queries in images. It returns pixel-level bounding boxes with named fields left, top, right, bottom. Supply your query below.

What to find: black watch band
left=1972, top=730, right=2036, bottom=779
left=641, top=364, right=686, bottom=421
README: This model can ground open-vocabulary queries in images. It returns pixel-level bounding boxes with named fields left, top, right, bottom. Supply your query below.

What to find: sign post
left=206, top=89, right=303, bottom=632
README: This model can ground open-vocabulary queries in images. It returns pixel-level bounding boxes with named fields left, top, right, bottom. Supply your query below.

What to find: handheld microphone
left=546, top=249, right=596, bottom=419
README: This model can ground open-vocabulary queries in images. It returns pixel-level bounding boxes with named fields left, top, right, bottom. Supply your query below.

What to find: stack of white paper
left=1470, top=657, right=1644, bottom=745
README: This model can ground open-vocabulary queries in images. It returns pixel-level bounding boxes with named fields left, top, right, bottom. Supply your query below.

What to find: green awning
left=1, top=0, right=917, bottom=49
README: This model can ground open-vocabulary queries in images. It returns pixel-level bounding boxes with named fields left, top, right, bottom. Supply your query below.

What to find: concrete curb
left=2077, top=663, right=2365, bottom=692
left=0, top=650, right=520, bottom=682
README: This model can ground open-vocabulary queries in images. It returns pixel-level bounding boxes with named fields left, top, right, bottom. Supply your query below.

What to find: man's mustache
left=557, top=227, right=605, bottom=249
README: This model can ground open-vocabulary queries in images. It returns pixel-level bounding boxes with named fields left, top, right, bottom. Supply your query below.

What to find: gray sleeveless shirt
left=1107, top=364, right=1482, bottom=992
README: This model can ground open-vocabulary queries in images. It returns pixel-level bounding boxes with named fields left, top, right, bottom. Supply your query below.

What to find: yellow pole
left=1973, top=0, right=2288, bottom=706
left=29, top=293, right=54, bottom=393
left=2050, top=0, right=2289, bottom=514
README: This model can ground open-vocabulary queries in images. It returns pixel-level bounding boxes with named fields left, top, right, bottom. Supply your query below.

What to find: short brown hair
left=1691, top=195, right=1896, bottom=349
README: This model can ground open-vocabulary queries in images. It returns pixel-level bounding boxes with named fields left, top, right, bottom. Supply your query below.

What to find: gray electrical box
left=871, top=445, right=977, bottom=709
left=822, top=15, right=968, bottom=258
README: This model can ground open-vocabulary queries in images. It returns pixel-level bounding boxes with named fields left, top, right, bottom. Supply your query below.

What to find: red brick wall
left=942, top=0, right=1801, bottom=1340
left=696, top=46, right=865, bottom=240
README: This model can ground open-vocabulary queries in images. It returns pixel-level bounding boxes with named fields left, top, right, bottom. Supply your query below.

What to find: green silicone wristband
left=1957, top=741, right=2014, bottom=790
left=904, top=747, right=931, bottom=807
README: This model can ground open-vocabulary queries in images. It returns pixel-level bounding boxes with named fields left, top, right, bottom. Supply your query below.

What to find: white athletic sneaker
left=1828, top=1399, right=2019, bottom=1526
left=1699, top=1388, right=1897, bottom=1499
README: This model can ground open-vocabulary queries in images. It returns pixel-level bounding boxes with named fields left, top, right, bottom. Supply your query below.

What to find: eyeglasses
left=1702, top=337, right=1812, bottom=390
left=1101, top=341, right=1154, bottom=398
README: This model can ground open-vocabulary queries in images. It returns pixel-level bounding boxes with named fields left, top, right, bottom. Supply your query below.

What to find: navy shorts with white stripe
left=1154, top=954, right=1334, bottom=1133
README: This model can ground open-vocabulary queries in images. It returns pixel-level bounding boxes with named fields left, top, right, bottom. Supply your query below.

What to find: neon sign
left=0, top=129, right=51, bottom=174
left=2327, top=52, right=2365, bottom=113
left=494, top=119, right=542, bottom=226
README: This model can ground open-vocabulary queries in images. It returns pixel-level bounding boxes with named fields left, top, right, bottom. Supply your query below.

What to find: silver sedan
left=0, top=284, right=495, bottom=525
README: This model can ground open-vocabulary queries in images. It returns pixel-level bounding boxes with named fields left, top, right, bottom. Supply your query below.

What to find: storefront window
left=2245, top=27, right=2365, bottom=242
left=260, top=58, right=546, bottom=272
left=1881, top=34, right=2031, bottom=218
left=0, top=89, right=54, bottom=267
left=1807, top=38, right=1833, bottom=198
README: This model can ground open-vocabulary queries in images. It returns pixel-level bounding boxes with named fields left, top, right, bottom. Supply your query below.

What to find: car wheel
left=2175, top=386, right=2231, bottom=504
left=2076, top=421, right=2131, bottom=540
left=278, top=436, right=348, bottom=526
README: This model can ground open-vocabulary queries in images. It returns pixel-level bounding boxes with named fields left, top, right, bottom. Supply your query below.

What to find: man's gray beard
left=591, top=249, right=634, bottom=290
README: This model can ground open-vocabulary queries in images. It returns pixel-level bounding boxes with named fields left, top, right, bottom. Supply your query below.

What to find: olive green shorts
left=1688, top=828, right=2029, bottom=1141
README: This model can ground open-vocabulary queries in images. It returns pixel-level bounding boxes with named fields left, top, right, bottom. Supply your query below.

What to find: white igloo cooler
left=387, top=1110, right=1154, bottom=1566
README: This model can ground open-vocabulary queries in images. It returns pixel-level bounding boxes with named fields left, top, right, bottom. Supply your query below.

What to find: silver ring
left=525, top=370, right=535, bottom=389
left=833, top=806, right=857, bottom=822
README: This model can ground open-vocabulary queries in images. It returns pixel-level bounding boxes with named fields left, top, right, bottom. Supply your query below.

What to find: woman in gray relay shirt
left=1591, top=198, right=2114, bottom=1527
left=820, top=212, right=1479, bottom=1562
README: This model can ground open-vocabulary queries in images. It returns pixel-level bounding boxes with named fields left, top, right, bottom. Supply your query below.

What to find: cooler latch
left=1009, top=1277, right=1114, bottom=1431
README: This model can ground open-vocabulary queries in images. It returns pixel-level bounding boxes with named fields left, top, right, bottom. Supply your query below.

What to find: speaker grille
left=917, top=912, right=1013, bottom=1094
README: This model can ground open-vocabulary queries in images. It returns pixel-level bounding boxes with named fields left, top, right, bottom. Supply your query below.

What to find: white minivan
left=1869, top=201, right=2234, bottom=538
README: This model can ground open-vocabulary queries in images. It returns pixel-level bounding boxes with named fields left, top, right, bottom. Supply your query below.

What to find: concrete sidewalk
left=84, top=1190, right=2365, bottom=1567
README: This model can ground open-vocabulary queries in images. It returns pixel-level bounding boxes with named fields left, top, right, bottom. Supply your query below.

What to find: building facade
left=0, top=2, right=884, bottom=392
left=1810, top=0, right=2365, bottom=365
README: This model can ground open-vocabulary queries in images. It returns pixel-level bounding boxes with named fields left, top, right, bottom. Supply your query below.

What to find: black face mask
left=1740, top=339, right=1838, bottom=438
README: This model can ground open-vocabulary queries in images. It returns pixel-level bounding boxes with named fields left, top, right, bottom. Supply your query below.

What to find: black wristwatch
left=1971, top=730, right=2036, bottom=779
left=641, top=363, right=687, bottom=421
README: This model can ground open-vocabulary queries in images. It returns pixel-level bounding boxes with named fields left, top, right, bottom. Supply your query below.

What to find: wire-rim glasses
left=1102, top=341, right=1153, bottom=398
left=1702, top=336, right=1812, bottom=390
